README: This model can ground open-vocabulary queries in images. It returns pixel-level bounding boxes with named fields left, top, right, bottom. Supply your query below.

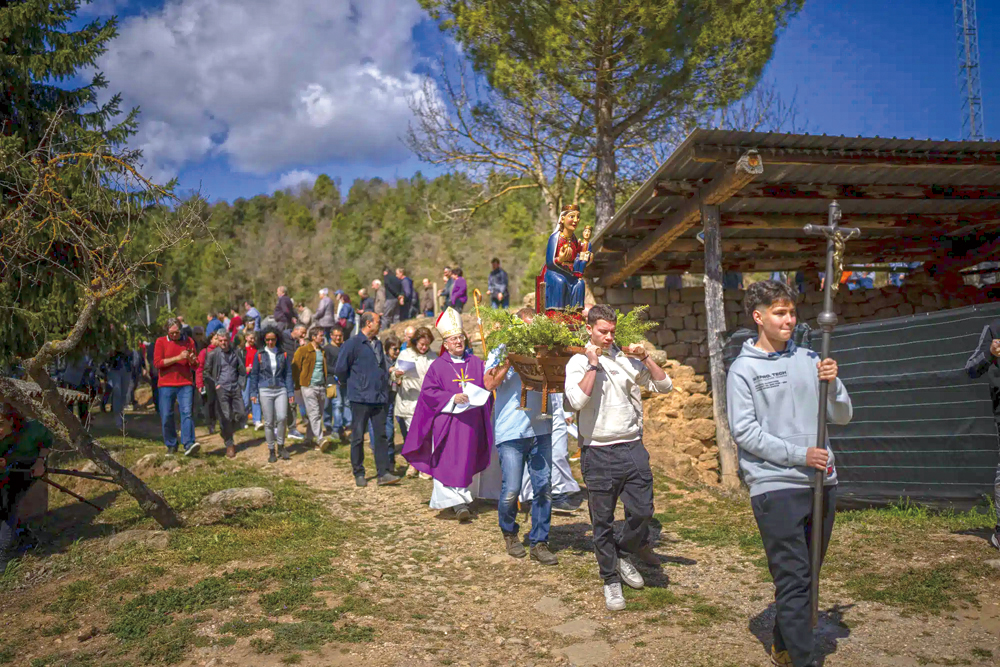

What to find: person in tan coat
left=292, top=327, right=329, bottom=447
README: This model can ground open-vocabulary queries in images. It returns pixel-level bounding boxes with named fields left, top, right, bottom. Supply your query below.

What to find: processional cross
left=803, top=201, right=860, bottom=627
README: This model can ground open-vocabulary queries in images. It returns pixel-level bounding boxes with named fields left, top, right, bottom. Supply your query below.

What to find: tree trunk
left=0, top=374, right=183, bottom=529
left=593, top=62, right=617, bottom=234
left=701, top=203, right=740, bottom=491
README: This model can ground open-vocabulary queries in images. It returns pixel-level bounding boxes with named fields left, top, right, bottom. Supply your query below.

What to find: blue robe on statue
left=543, top=231, right=586, bottom=310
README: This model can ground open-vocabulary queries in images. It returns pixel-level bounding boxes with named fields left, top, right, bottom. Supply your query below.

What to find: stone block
left=859, top=302, right=877, bottom=317
left=665, top=316, right=686, bottom=330
left=667, top=302, right=693, bottom=317
left=896, top=302, right=914, bottom=316
left=885, top=292, right=905, bottom=307
left=669, top=289, right=681, bottom=302
left=684, top=315, right=698, bottom=329
left=693, top=301, right=706, bottom=314
left=725, top=300, right=742, bottom=313
left=605, top=288, right=632, bottom=305
left=678, top=330, right=706, bottom=343
left=874, top=306, right=899, bottom=320
left=687, top=418, right=716, bottom=441
left=685, top=357, right=709, bottom=374
left=633, top=289, right=657, bottom=305
left=697, top=314, right=707, bottom=329
left=920, top=293, right=939, bottom=309
left=843, top=303, right=862, bottom=319
left=591, top=286, right=606, bottom=298
left=662, top=343, right=690, bottom=359
left=681, top=287, right=704, bottom=302
left=683, top=394, right=715, bottom=420
left=657, top=329, right=677, bottom=345
left=647, top=304, right=666, bottom=319
left=806, top=290, right=824, bottom=304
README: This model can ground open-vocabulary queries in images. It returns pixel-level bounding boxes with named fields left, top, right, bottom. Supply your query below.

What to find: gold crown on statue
left=435, top=307, right=464, bottom=340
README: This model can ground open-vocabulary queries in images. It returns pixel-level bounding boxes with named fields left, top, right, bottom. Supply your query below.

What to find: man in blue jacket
left=334, top=312, right=401, bottom=488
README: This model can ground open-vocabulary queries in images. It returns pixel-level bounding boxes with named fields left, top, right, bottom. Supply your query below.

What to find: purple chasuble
left=401, top=351, right=494, bottom=488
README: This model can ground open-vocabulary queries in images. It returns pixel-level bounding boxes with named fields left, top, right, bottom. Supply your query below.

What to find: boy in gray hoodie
left=726, top=280, right=852, bottom=667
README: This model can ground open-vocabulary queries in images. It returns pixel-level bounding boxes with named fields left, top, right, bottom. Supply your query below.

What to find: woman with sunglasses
left=249, top=326, right=296, bottom=462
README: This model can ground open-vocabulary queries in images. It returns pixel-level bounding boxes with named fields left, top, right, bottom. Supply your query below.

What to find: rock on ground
left=201, top=487, right=275, bottom=510
left=105, top=529, right=170, bottom=551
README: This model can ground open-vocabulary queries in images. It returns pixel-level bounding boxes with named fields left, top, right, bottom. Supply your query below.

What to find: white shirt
left=564, top=347, right=672, bottom=446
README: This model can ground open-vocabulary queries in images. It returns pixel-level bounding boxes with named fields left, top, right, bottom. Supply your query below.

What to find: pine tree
left=1, top=0, right=146, bottom=363
left=0, top=0, right=135, bottom=154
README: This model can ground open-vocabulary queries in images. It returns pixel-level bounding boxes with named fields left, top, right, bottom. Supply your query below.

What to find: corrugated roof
left=592, top=129, right=1000, bottom=276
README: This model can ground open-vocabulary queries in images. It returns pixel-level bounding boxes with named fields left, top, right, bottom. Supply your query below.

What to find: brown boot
left=225, top=444, right=236, bottom=458
left=504, top=533, right=526, bottom=559
left=530, top=542, right=558, bottom=566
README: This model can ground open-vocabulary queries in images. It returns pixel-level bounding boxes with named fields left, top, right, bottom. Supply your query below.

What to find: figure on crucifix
left=538, top=204, right=591, bottom=311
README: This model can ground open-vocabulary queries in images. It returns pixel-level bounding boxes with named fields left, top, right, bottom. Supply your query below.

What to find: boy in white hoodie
left=564, top=304, right=673, bottom=611
left=727, top=280, right=852, bottom=667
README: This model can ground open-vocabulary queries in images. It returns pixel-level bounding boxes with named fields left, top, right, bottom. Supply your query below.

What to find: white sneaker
left=617, top=557, right=644, bottom=589
left=991, top=531, right=999, bottom=550
left=288, top=430, right=304, bottom=441
left=183, top=442, right=200, bottom=456
left=254, top=422, right=264, bottom=431
left=604, top=582, right=626, bottom=611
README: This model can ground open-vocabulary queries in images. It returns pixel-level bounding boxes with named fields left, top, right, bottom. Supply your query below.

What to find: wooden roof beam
left=692, top=144, right=1000, bottom=168
left=719, top=212, right=1000, bottom=231
left=598, top=150, right=763, bottom=286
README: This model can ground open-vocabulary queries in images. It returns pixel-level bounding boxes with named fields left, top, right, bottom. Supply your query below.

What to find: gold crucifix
left=452, top=369, right=473, bottom=387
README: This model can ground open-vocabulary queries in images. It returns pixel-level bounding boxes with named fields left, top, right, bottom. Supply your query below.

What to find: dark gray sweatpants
left=751, top=485, right=837, bottom=667
left=580, top=440, right=655, bottom=585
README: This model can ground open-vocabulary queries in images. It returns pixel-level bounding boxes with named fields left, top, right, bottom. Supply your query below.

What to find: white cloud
left=270, top=169, right=318, bottom=192
left=98, top=0, right=436, bottom=182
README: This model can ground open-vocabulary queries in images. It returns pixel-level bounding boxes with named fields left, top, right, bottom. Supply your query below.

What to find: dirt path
left=182, top=420, right=1000, bottom=667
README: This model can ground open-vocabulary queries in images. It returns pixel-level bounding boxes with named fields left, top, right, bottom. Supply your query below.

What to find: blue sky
left=81, top=0, right=998, bottom=203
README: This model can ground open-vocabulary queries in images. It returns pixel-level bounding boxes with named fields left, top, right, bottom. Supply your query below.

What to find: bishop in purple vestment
left=402, top=314, right=493, bottom=520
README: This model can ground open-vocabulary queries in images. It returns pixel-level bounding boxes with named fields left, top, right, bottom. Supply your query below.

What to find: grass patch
left=45, top=580, right=97, bottom=614
left=624, top=587, right=683, bottom=611
left=220, top=618, right=268, bottom=636
left=260, top=584, right=321, bottom=614
left=843, top=561, right=979, bottom=614
left=250, top=621, right=374, bottom=654
left=971, top=647, right=993, bottom=659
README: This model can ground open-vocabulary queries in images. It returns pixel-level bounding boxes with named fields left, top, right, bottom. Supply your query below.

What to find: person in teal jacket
left=0, top=402, right=52, bottom=568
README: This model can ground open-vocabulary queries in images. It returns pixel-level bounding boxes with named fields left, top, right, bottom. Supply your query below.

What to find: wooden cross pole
left=803, top=201, right=860, bottom=627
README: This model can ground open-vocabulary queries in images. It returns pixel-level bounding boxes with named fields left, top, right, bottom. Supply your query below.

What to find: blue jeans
left=324, top=391, right=352, bottom=432
left=491, top=297, right=509, bottom=309
left=242, top=381, right=261, bottom=424
left=159, top=384, right=195, bottom=450
left=498, top=434, right=553, bottom=545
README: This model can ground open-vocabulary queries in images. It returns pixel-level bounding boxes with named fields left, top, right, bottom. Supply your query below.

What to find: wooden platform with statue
left=477, top=203, right=654, bottom=415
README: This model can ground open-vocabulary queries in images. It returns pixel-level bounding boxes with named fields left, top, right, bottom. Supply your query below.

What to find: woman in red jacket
left=243, top=331, right=262, bottom=429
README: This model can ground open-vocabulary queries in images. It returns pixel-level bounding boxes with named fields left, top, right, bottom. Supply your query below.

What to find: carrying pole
left=472, top=289, right=488, bottom=356
left=803, top=201, right=859, bottom=626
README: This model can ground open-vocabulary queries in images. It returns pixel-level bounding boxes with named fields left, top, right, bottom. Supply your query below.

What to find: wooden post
left=701, top=203, right=740, bottom=490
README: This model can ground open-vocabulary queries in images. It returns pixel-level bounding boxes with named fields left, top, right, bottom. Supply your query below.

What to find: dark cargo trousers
left=214, top=384, right=246, bottom=447
left=752, top=485, right=837, bottom=667
left=580, top=440, right=655, bottom=585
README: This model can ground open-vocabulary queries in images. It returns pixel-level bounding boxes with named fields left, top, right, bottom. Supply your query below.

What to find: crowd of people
left=9, top=264, right=1000, bottom=667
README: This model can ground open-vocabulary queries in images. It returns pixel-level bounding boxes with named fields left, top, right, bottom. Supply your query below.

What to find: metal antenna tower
left=955, top=0, right=986, bottom=140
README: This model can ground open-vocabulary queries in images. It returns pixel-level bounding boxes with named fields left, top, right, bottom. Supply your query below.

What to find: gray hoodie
left=726, top=338, right=853, bottom=497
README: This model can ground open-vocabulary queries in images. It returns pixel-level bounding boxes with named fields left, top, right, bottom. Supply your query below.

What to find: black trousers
left=215, top=384, right=246, bottom=447
left=350, top=402, right=391, bottom=479
left=752, top=486, right=837, bottom=667
left=201, top=384, right=218, bottom=430
left=580, top=440, right=655, bottom=584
